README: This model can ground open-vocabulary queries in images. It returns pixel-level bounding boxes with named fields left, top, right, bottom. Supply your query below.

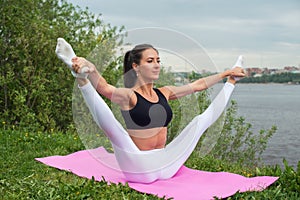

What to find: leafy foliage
left=240, top=72, right=300, bottom=83
left=207, top=100, right=277, bottom=166
left=0, top=1, right=297, bottom=199
left=0, top=0, right=123, bottom=131
left=0, top=1, right=287, bottom=198
left=1, top=129, right=300, bottom=199
left=156, top=69, right=276, bottom=167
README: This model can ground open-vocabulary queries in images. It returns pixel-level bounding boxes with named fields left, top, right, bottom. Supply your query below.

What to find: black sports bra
left=121, top=88, right=173, bottom=130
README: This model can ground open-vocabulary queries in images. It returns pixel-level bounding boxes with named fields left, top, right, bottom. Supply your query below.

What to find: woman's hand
left=230, top=67, right=246, bottom=78
left=71, top=57, right=96, bottom=74
left=226, top=67, right=246, bottom=84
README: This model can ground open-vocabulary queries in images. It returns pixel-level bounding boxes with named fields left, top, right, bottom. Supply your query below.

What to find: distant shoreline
left=237, top=82, right=300, bottom=85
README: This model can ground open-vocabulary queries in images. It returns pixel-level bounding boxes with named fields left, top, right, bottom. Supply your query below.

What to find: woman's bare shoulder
left=157, top=86, right=173, bottom=100
left=113, top=87, right=136, bottom=110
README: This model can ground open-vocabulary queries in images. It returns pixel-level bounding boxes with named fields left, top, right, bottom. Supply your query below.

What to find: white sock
left=232, top=55, right=244, bottom=81
left=55, top=38, right=88, bottom=78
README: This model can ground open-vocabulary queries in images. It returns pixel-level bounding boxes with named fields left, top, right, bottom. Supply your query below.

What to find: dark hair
left=123, top=44, right=158, bottom=88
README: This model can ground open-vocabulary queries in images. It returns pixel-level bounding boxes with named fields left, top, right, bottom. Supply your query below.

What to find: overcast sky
left=67, top=0, right=300, bottom=71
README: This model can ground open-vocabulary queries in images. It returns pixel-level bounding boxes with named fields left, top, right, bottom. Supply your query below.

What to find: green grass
left=1, top=128, right=300, bottom=199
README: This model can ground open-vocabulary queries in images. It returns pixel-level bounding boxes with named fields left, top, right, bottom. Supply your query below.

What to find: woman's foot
left=227, top=76, right=237, bottom=85
left=55, top=38, right=75, bottom=68
left=231, top=55, right=245, bottom=81
left=55, top=38, right=88, bottom=78
left=226, top=55, right=246, bottom=84
left=76, top=77, right=89, bottom=86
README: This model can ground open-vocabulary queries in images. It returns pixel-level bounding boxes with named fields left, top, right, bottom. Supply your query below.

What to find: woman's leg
left=79, top=81, right=139, bottom=152
left=55, top=38, right=139, bottom=152
left=159, top=82, right=235, bottom=178
left=112, top=82, right=235, bottom=182
left=56, top=37, right=236, bottom=182
left=167, top=82, right=234, bottom=149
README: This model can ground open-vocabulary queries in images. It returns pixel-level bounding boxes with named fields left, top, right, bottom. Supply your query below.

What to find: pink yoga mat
left=35, top=147, right=278, bottom=200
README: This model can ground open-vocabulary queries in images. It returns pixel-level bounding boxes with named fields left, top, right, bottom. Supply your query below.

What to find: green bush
left=1, top=0, right=277, bottom=173
left=206, top=100, right=277, bottom=167
left=0, top=0, right=123, bottom=131
left=158, top=69, right=276, bottom=167
left=1, top=129, right=300, bottom=199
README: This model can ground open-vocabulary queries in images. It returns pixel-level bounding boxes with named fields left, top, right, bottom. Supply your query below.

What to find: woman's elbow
left=192, top=80, right=207, bottom=92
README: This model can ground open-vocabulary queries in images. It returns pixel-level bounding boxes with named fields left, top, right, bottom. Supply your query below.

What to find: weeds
left=1, top=128, right=299, bottom=199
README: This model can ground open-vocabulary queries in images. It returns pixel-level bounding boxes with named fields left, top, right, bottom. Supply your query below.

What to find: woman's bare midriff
left=127, top=127, right=167, bottom=151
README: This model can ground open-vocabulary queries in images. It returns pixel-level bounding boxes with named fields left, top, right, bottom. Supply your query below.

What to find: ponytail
left=123, top=50, right=137, bottom=88
left=123, top=44, right=158, bottom=88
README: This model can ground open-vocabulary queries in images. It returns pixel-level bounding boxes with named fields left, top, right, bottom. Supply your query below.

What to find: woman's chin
left=153, top=74, right=160, bottom=80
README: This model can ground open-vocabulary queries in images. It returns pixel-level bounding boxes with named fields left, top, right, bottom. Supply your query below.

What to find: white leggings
left=79, top=82, right=235, bottom=183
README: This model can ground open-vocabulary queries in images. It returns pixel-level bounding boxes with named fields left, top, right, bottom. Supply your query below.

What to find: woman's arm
left=72, top=57, right=132, bottom=106
left=88, top=70, right=133, bottom=107
left=162, top=68, right=245, bottom=100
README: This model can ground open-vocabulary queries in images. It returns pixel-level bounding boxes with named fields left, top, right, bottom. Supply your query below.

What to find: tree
left=0, top=0, right=123, bottom=130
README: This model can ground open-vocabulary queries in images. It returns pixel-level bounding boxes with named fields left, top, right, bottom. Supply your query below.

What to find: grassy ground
left=1, top=129, right=299, bottom=199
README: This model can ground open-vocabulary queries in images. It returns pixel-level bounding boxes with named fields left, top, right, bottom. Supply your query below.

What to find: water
left=212, top=83, right=300, bottom=168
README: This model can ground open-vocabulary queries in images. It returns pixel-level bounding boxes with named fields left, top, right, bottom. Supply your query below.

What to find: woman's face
left=135, top=48, right=161, bottom=82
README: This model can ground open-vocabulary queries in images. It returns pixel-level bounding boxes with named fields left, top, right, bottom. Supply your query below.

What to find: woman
left=56, top=38, right=245, bottom=182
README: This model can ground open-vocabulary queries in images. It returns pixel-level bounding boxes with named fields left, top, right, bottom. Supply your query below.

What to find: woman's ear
left=132, top=63, right=139, bottom=72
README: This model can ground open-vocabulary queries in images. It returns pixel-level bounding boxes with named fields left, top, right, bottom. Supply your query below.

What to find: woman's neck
left=134, top=82, right=155, bottom=96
